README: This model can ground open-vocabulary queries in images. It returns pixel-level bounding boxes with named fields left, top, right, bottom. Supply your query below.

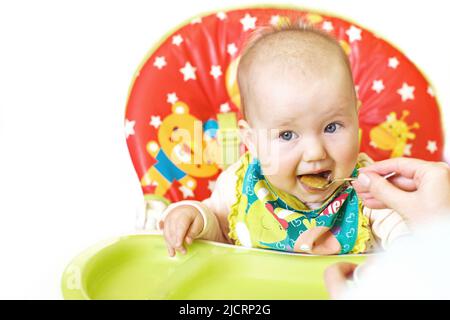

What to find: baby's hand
left=161, top=205, right=204, bottom=257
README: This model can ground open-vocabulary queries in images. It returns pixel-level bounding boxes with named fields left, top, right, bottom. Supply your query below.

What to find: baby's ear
left=238, top=119, right=257, bottom=157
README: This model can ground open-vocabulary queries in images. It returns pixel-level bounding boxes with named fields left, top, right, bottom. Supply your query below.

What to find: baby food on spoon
left=299, top=171, right=331, bottom=189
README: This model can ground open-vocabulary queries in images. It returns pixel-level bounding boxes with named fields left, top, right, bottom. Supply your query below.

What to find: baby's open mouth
left=297, top=170, right=332, bottom=189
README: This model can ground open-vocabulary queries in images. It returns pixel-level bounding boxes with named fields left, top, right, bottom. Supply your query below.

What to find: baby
left=159, top=23, right=410, bottom=256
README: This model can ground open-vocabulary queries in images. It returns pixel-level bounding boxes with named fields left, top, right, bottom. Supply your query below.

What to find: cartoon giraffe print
left=369, top=110, right=420, bottom=158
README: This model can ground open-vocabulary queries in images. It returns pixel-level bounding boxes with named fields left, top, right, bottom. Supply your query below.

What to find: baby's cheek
left=328, top=137, right=359, bottom=172
left=261, top=149, right=297, bottom=177
left=260, top=156, right=287, bottom=176
left=258, top=142, right=283, bottom=174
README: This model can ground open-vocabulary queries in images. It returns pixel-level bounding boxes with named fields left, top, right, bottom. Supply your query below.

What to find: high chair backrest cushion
left=124, top=7, right=444, bottom=204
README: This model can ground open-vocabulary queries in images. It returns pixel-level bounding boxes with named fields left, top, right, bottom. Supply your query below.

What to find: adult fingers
left=360, top=171, right=412, bottom=212
left=361, top=197, right=388, bottom=210
left=359, top=157, right=427, bottom=179
left=356, top=191, right=388, bottom=209
left=388, top=176, right=417, bottom=192
left=352, top=175, right=417, bottom=194
left=324, top=262, right=358, bottom=299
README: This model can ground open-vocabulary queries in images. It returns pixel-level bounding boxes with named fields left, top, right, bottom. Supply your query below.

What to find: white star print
left=191, top=17, right=202, bottom=24
left=372, top=80, right=385, bottom=94
left=220, top=103, right=231, bottom=113
left=322, top=21, right=334, bottom=32
left=397, top=82, right=415, bottom=102
left=227, top=43, right=238, bottom=56
left=180, top=62, right=197, bottom=81
left=186, top=180, right=195, bottom=188
left=270, top=15, right=280, bottom=26
left=208, top=180, right=216, bottom=192
left=174, top=104, right=186, bottom=114
left=427, top=140, right=438, bottom=154
left=149, top=116, right=162, bottom=129
left=427, top=86, right=435, bottom=97
left=153, top=56, right=167, bottom=69
left=386, top=113, right=396, bottom=122
left=167, top=92, right=178, bottom=104
left=172, top=34, right=183, bottom=46
left=235, top=222, right=252, bottom=247
left=216, top=12, right=227, bottom=20
left=240, top=13, right=257, bottom=31
left=124, top=119, right=135, bottom=138
left=179, top=185, right=194, bottom=199
left=404, top=144, right=412, bottom=156
left=148, top=142, right=159, bottom=153
left=346, top=25, right=362, bottom=43
left=388, top=57, right=399, bottom=69
left=210, top=65, right=222, bottom=79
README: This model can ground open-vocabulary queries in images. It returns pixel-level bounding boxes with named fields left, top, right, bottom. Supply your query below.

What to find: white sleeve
left=363, top=207, right=411, bottom=250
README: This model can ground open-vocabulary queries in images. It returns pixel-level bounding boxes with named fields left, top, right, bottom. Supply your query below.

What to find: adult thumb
left=358, top=171, right=409, bottom=211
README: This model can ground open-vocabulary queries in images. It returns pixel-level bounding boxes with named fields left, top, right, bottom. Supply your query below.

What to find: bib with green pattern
left=228, top=153, right=369, bottom=254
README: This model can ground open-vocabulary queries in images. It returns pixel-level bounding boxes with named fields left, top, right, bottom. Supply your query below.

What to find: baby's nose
left=302, top=139, right=327, bottom=162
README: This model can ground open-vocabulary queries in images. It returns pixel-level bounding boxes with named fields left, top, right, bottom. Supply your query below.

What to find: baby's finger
left=167, top=245, right=175, bottom=257
left=173, top=243, right=187, bottom=255
left=168, top=227, right=187, bottom=255
left=163, top=229, right=177, bottom=257
left=166, top=230, right=185, bottom=255
left=174, top=218, right=192, bottom=248
left=165, top=220, right=187, bottom=255
left=185, top=213, right=204, bottom=241
left=164, top=220, right=183, bottom=250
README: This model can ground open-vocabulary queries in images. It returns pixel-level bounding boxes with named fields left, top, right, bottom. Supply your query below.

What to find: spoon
left=316, top=171, right=396, bottom=190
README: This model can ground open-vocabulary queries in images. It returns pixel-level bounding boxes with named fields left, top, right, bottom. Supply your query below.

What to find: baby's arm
left=159, top=160, right=240, bottom=255
left=363, top=207, right=411, bottom=250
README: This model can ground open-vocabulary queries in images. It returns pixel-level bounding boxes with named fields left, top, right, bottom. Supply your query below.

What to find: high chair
left=61, top=5, right=444, bottom=299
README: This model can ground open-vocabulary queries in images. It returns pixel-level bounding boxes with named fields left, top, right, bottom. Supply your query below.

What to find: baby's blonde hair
left=237, top=20, right=353, bottom=122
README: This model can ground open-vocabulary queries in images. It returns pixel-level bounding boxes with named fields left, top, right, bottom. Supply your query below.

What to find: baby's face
left=242, top=60, right=359, bottom=204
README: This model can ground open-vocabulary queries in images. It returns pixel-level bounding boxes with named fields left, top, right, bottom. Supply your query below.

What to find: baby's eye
left=279, top=130, right=298, bottom=141
left=324, top=122, right=342, bottom=134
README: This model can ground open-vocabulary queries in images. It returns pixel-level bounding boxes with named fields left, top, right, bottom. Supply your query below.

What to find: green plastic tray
left=61, top=234, right=367, bottom=299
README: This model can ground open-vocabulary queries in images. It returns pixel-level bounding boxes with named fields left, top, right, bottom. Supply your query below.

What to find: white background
left=0, top=0, right=448, bottom=299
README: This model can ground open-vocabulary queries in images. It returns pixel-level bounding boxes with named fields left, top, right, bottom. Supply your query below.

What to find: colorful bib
left=228, top=152, right=372, bottom=255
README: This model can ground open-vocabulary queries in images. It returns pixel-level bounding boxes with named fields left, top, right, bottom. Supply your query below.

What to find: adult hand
left=324, top=262, right=358, bottom=299
left=352, top=157, right=450, bottom=226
